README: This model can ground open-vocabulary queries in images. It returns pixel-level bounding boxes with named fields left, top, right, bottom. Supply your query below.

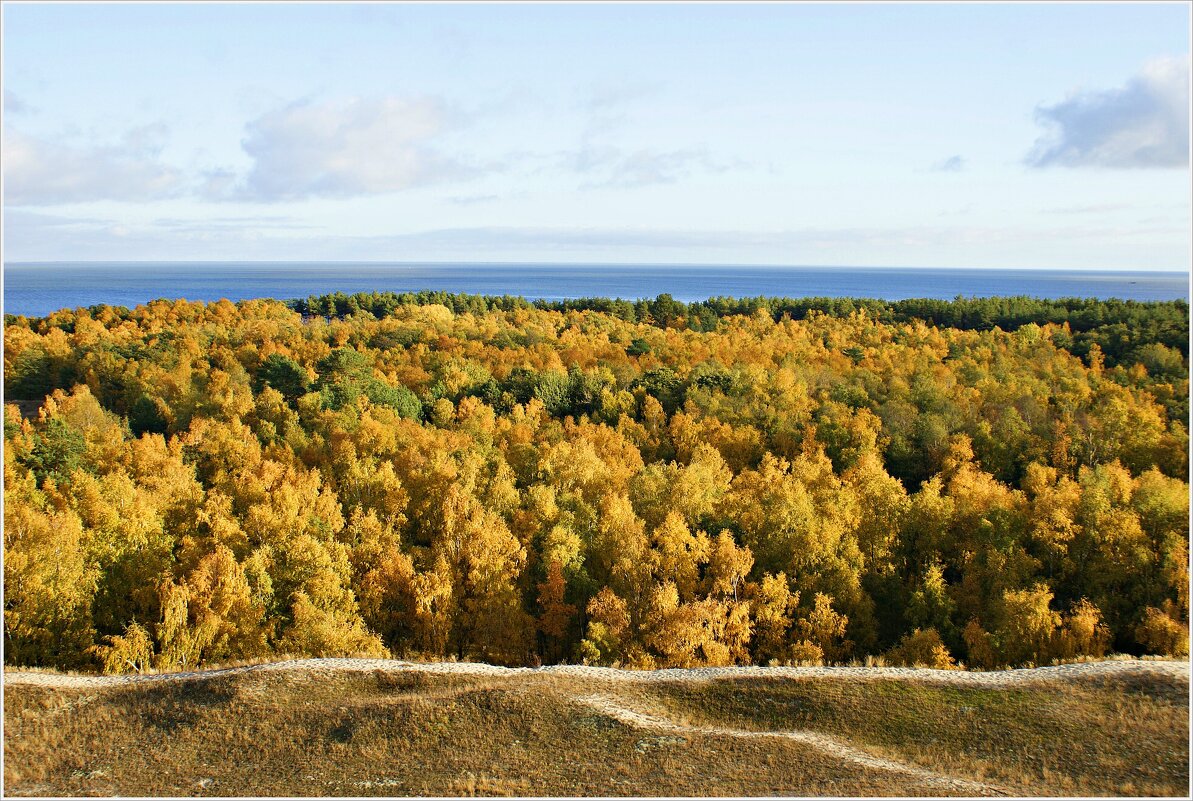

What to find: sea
left=2, top=262, right=1189, bottom=319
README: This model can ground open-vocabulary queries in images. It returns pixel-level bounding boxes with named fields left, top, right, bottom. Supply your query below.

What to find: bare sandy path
left=4, top=656, right=1187, bottom=689
left=576, top=692, right=1007, bottom=796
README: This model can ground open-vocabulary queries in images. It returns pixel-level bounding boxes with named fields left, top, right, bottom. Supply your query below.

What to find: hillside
left=3, top=658, right=1188, bottom=797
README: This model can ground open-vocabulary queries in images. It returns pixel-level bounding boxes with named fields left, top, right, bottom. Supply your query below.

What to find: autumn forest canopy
left=3, top=292, right=1189, bottom=674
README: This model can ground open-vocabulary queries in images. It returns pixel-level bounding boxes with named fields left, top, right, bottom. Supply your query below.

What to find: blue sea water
left=3, top=262, right=1189, bottom=319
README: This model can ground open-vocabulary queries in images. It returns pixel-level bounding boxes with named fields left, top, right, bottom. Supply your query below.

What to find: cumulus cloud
left=4, top=89, right=744, bottom=206
left=226, top=96, right=470, bottom=201
left=3, top=126, right=184, bottom=205
left=1026, top=56, right=1190, bottom=168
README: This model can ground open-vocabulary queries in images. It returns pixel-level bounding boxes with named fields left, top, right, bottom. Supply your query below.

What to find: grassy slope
left=3, top=664, right=1188, bottom=797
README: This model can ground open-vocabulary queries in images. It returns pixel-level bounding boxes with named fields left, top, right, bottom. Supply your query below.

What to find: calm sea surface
left=3, top=262, right=1189, bottom=318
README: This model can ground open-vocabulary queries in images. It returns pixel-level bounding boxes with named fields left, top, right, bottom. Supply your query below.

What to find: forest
left=3, top=292, right=1189, bottom=673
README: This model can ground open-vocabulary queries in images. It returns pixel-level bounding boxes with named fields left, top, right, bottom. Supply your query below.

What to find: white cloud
left=447, top=193, right=501, bottom=206
left=198, top=168, right=240, bottom=201
left=568, top=144, right=738, bottom=188
left=1027, top=55, right=1191, bottom=168
left=4, top=90, right=33, bottom=114
left=1045, top=203, right=1132, bottom=215
left=2, top=126, right=184, bottom=205
left=5, top=215, right=1188, bottom=269
left=3, top=209, right=115, bottom=231
left=931, top=155, right=966, bottom=172
left=582, top=80, right=661, bottom=111
left=227, top=96, right=470, bottom=201
left=2, top=208, right=318, bottom=261
left=188, top=223, right=1192, bottom=255
left=3, top=90, right=744, bottom=206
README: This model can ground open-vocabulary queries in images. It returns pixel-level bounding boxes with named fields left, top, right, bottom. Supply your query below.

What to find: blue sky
left=2, top=2, right=1190, bottom=269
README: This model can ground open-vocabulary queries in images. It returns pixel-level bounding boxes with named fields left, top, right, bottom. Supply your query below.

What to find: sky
left=2, top=2, right=1190, bottom=269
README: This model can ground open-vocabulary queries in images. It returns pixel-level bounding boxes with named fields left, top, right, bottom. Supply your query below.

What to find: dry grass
left=3, top=663, right=1188, bottom=797
left=646, top=671, right=1189, bottom=797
